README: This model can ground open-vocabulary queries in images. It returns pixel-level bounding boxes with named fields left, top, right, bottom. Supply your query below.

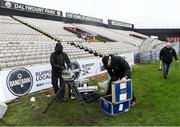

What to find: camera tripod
left=43, top=78, right=84, bottom=113
left=43, top=69, right=98, bottom=124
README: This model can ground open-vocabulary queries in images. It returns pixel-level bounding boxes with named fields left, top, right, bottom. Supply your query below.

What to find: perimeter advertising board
left=0, top=56, right=134, bottom=103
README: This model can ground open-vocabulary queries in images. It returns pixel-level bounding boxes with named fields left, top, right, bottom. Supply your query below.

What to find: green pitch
left=0, top=61, right=179, bottom=126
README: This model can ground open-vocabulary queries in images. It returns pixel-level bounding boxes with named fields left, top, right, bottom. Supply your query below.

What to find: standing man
left=50, top=42, right=71, bottom=100
left=102, top=54, right=136, bottom=107
left=159, top=42, right=179, bottom=79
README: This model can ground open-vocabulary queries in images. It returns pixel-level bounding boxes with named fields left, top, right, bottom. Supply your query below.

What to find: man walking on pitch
left=159, top=42, right=179, bottom=79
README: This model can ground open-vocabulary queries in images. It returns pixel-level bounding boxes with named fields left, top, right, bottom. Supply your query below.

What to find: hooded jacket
left=159, top=46, right=178, bottom=64
left=102, top=55, right=131, bottom=81
left=50, top=43, right=71, bottom=73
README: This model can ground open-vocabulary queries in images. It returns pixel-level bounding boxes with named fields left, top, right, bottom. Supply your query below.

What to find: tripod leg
left=68, top=82, right=83, bottom=101
left=43, top=86, right=63, bottom=113
left=68, top=84, right=71, bottom=98
left=69, top=82, right=97, bottom=124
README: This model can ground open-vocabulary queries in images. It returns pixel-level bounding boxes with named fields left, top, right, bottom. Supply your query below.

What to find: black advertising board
left=108, top=19, right=134, bottom=29
left=66, top=12, right=103, bottom=24
left=0, top=0, right=62, bottom=17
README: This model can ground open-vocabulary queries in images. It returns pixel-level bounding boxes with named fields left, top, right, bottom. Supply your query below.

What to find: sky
left=9, top=0, right=180, bottom=28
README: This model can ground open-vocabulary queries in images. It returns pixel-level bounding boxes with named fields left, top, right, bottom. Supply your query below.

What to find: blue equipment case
left=112, top=79, right=132, bottom=103
left=100, top=95, right=130, bottom=116
left=99, top=79, right=132, bottom=116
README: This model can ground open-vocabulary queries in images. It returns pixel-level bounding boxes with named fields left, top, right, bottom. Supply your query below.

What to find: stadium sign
left=1, top=1, right=62, bottom=17
left=108, top=19, right=134, bottom=29
left=6, top=68, right=33, bottom=96
left=66, top=12, right=103, bottom=23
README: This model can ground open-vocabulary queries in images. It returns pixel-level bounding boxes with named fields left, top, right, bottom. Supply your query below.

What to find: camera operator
left=50, top=42, right=71, bottom=101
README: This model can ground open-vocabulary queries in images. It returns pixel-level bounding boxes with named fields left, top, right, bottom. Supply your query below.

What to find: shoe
left=164, top=76, right=167, bottom=79
left=130, top=101, right=136, bottom=108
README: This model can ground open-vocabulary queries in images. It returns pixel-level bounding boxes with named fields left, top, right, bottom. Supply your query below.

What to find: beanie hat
left=55, top=42, right=63, bottom=54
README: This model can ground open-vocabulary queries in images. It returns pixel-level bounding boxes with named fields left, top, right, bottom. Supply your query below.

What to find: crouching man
left=102, top=54, right=136, bottom=107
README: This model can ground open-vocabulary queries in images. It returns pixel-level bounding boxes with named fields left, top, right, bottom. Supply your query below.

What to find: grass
left=0, top=61, right=180, bottom=126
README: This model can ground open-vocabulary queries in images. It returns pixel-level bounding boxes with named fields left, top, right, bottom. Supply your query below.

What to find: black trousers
left=106, top=79, right=136, bottom=102
left=51, top=72, right=65, bottom=99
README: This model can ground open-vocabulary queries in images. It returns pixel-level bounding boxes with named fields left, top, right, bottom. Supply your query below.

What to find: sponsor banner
left=66, top=12, right=103, bottom=23
left=64, top=58, right=100, bottom=80
left=0, top=56, right=134, bottom=102
left=1, top=1, right=62, bottom=17
left=0, top=58, right=98, bottom=102
left=108, top=19, right=134, bottom=29
left=77, top=58, right=99, bottom=79
left=0, top=64, right=52, bottom=102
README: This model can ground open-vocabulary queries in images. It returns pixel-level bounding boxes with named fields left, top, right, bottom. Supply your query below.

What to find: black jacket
left=104, top=55, right=131, bottom=81
left=159, top=46, right=178, bottom=64
left=50, top=51, right=71, bottom=73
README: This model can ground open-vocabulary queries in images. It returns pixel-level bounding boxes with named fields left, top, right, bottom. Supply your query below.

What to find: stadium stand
left=0, top=16, right=52, bottom=42
left=13, top=16, right=83, bottom=42
left=110, top=29, right=148, bottom=40
left=72, top=23, right=145, bottom=47
left=13, top=16, right=142, bottom=52
left=0, top=15, right=164, bottom=70
left=73, top=41, right=138, bottom=56
left=0, top=16, right=95, bottom=70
